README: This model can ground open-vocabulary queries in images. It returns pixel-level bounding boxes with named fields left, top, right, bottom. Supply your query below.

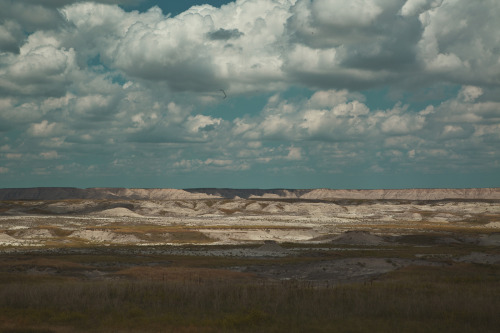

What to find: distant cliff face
left=0, top=187, right=499, bottom=201
left=299, top=188, right=500, bottom=200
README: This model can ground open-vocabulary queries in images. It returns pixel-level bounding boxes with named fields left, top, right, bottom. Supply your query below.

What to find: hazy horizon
left=1, top=1, right=499, bottom=190
left=1, top=185, right=498, bottom=191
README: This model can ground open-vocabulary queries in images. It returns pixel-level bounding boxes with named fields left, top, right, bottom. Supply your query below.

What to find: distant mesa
left=0, top=187, right=217, bottom=201
left=0, top=187, right=499, bottom=201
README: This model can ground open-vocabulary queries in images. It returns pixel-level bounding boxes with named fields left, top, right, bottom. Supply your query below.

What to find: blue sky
left=1, top=0, right=499, bottom=189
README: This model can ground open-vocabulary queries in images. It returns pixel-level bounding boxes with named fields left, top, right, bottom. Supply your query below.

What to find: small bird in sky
left=220, top=89, right=227, bottom=99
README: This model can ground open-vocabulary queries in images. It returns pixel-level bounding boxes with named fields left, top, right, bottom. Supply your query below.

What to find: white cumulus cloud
left=28, top=120, right=57, bottom=137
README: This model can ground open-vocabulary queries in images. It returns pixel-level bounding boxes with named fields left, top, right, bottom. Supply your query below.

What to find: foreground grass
left=0, top=263, right=499, bottom=333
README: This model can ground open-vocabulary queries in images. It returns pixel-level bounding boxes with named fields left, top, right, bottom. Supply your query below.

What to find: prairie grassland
left=0, top=262, right=499, bottom=333
left=0, top=241, right=499, bottom=333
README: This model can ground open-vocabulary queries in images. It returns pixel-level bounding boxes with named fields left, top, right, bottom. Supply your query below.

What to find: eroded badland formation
left=1, top=187, right=500, bottom=332
left=1, top=187, right=499, bottom=250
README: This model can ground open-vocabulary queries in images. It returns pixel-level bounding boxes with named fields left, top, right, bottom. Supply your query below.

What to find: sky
left=0, top=0, right=499, bottom=189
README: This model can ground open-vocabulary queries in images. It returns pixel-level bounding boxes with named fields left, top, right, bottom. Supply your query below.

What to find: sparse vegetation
left=0, top=259, right=498, bottom=333
left=346, top=222, right=499, bottom=234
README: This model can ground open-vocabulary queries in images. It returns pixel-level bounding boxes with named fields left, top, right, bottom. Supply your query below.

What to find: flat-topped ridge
left=0, top=187, right=499, bottom=201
